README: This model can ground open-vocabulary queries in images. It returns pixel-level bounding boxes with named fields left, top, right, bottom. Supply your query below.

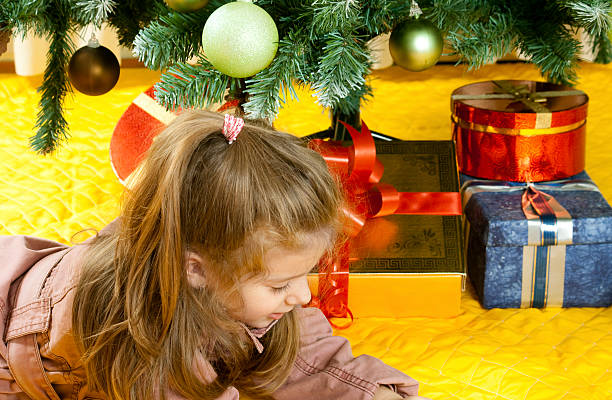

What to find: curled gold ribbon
left=451, top=80, right=585, bottom=114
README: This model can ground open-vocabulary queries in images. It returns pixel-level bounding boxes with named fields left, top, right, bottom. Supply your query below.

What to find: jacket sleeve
left=0, top=235, right=68, bottom=357
left=273, top=307, right=419, bottom=400
left=0, top=235, right=69, bottom=399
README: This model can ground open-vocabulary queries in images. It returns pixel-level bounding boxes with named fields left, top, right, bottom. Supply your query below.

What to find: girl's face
left=235, top=234, right=329, bottom=329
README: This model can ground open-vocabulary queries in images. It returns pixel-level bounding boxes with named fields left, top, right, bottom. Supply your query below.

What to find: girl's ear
left=185, top=251, right=207, bottom=288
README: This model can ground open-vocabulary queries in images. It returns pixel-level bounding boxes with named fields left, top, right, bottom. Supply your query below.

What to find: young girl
left=0, top=110, right=423, bottom=399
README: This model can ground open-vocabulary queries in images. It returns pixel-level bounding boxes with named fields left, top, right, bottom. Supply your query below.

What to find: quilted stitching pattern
left=341, top=285, right=612, bottom=399
left=1, top=63, right=611, bottom=399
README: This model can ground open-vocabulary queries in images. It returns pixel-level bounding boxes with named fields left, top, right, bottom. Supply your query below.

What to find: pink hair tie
left=223, top=114, right=244, bottom=144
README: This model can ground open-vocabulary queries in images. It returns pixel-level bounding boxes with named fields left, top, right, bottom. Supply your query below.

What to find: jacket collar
left=240, top=319, right=279, bottom=353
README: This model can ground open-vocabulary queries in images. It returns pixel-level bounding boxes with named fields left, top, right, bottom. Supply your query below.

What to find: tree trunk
left=330, top=108, right=360, bottom=141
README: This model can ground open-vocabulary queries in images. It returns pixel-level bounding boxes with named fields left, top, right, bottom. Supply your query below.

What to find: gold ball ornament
left=68, top=40, right=120, bottom=96
left=202, top=1, right=278, bottom=78
left=389, top=18, right=443, bottom=72
left=164, top=0, right=209, bottom=12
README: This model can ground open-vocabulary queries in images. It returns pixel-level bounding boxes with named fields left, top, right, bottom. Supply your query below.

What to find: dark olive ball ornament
left=68, top=40, right=120, bottom=96
left=389, top=18, right=443, bottom=72
left=164, top=0, right=209, bottom=13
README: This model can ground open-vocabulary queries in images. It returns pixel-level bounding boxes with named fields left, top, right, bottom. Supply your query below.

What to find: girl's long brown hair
left=72, top=110, right=343, bottom=399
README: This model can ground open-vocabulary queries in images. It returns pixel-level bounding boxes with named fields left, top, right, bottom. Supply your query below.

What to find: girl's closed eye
left=271, top=282, right=290, bottom=294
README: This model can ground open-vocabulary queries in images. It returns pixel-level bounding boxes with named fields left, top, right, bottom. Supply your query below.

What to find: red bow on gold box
left=308, top=121, right=462, bottom=327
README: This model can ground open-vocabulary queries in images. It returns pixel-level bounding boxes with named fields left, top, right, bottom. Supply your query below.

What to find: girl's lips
left=269, top=313, right=284, bottom=320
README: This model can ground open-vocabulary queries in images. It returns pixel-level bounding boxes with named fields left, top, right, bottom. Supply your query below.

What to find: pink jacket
left=0, top=233, right=418, bottom=399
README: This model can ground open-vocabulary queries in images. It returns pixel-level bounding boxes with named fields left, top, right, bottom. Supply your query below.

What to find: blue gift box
left=461, top=172, right=612, bottom=309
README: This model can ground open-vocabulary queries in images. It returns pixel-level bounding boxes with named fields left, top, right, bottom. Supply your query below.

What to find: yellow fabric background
left=1, top=62, right=611, bottom=399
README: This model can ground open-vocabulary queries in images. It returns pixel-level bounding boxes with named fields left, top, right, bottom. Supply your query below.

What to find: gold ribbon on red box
left=308, top=121, right=462, bottom=327
left=451, top=80, right=588, bottom=182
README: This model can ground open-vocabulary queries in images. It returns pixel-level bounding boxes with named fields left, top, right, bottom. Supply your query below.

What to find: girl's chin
left=240, top=313, right=286, bottom=329
left=248, top=317, right=282, bottom=330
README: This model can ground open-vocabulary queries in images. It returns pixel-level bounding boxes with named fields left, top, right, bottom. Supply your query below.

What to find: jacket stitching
left=295, top=355, right=377, bottom=396
left=7, top=316, right=49, bottom=329
left=70, top=381, right=80, bottom=400
left=297, top=355, right=377, bottom=388
left=40, top=249, right=85, bottom=397
left=8, top=299, right=49, bottom=317
left=39, top=331, right=72, bottom=372
left=328, top=365, right=377, bottom=386
left=294, top=358, right=370, bottom=394
left=6, top=322, right=48, bottom=336
left=51, top=283, right=78, bottom=307
left=41, top=249, right=78, bottom=305
left=11, top=333, right=62, bottom=400
left=38, top=255, right=78, bottom=376
left=7, top=248, right=73, bottom=398
left=40, top=257, right=61, bottom=298
left=323, top=369, right=376, bottom=396
left=34, top=334, right=62, bottom=400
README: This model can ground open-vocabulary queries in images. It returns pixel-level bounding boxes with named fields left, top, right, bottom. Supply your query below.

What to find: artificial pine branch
left=3, top=0, right=48, bottom=22
left=446, top=14, right=515, bottom=69
left=515, top=1, right=582, bottom=85
left=332, top=81, right=373, bottom=116
left=361, top=0, right=412, bottom=35
left=594, top=34, right=612, bottom=62
left=518, top=27, right=580, bottom=85
left=8, top=0, right=612, bottom=153
left=312, top=32, right=370, bottom=110
left=243, top=35, right=304, bottom=122
left=107, top=0, right=167, bottom=48
left=255, top=0, right=312, bottom=35
left=426, top=0, right=493, bottom=34
left=133, top=9, right=207, bottom=70
left=563, top=0, right=612, bottom=36
left=429, top=0, right=516, bottom=67
left=292, top=32, right=321, bottom=85
left=154, top=57, right=240, bottom=110
left=311, top=0, right=362, bottom=36
left=73, top=0, right=117, bottom=26
left=563, top=0, right=612, bottom=63
left=30, top=1, right=74, bottom=154
left=0, top=1, right=8, bottom=21
left=3, top=0, right=49, bottom=35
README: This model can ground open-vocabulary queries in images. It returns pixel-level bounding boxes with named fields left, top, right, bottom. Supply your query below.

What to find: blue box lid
left=460, top=171, right=612, bottom=246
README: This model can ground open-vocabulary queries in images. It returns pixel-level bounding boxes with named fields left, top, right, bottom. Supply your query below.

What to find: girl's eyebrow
left=267, top=270, right=312, bottom=283
left=267, top=273, right=304, bottom=283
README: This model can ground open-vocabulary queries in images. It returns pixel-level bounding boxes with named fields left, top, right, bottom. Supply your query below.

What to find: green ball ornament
left=202, top=1, right=278, bottom=78
left=389, top=18, right=443, bottom=72
left=164, top=0, right=209, bottom=13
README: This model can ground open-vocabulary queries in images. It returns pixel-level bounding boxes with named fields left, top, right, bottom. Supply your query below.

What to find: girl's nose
left=286, top=276, right=312, bottom=306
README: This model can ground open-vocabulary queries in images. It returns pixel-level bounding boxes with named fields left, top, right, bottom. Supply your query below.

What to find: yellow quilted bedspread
left=1, top=62, right=611, bottom=399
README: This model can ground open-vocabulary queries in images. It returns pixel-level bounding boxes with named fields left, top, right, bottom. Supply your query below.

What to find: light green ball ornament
left=389, top=18, right=443, bottom=72
left=202, top=1, right=278, bottom=78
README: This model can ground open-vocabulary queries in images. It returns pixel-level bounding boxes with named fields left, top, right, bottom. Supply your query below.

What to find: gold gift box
left=309, top=140, right=465, bottom=318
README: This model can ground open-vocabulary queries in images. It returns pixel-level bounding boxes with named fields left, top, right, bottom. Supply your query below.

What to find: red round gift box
left=451, top=80, right=588, bottom=182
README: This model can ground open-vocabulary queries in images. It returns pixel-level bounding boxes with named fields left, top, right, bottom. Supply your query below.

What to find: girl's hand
left=373, top=386, right=432, bottom=400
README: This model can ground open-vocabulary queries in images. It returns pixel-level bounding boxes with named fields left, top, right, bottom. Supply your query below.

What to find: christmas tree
left=2, top=0, right=611, bottom=154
